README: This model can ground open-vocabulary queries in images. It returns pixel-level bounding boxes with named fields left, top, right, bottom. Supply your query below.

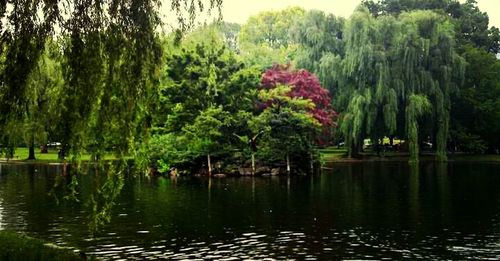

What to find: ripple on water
left=2, top=165, right=500, bottom=261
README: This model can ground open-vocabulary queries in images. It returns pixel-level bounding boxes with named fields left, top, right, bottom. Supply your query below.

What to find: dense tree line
left=233, top=0, right=500, bottom=161
left=1, top=0, right=499, bottom=174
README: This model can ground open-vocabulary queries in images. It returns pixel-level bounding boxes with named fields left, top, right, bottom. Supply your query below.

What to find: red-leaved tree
left=261, top=64, right=337, bottom=127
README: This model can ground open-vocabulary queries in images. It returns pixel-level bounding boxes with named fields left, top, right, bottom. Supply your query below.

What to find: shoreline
left=1, top=154, right=499, bottom=170
left=321, top=154, right=500, bottom=163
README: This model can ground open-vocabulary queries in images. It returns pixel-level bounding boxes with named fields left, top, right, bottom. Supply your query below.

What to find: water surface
left=0, top=162, right=499, bottom=260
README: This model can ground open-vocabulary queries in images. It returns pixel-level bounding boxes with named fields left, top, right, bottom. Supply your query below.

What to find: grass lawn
left=0, top=231, right=87, bottom=261
left=12, top=148, right=63, bottom=161
left=319, top=147, right=348, bottom=161
left=0, top=147, right=126, bottom=163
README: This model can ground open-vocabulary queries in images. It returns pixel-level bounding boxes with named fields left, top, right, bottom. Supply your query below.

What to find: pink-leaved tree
left=261, top=64, right=337, bottom=127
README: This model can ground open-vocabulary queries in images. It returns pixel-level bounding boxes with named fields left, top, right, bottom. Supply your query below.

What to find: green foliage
left=0, top=0, right=223, bottom=162
left=0, top=0, right=54, bottom=155
left=186, top=22, right=241, bottom=51
left=292, top=10, right=345, bottom=94
left=339, top=7, right=398, bottom=157
left=448, top=0, right=500, bottom=53
left=362, top=0, right=500, bottom=53
left=358, top=0, right=500, bottom=155
left=239, top=42, right=298, bottom=70
left=398, top=10, right=465, bottom=161
left=338, top=7, right=464, bottom=161
left=250, top=85, right=321, bottom=162
left=406, top=94, right=432, bottom=162
left=362, top=0, right=449, bottom=16
left=183, top=105, right=231, bottom=156
left=24, top=41, right=65, bottom=149
left=144, top=134, right=189, bottom=172
left=147, top=36, right=261, bottom=172
left=238, top=7, right=305, bottom=69
left=451, top=129, right=488, bottom=154
left=157, top=39, right=260, bottom=132
left=451, top=45, right=500, bottom=152
left=240, top=7, right=305, bottom=49
left=2, top=1, right=498, bottom=172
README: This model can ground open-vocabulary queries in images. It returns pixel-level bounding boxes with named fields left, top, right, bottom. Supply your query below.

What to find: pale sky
left=219, top=0, right=500, bottom=29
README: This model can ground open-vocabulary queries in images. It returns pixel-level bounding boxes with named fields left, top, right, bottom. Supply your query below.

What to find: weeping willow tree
left=63, top=0, right=164, bottom=160
left=58, top=0, right=223, bottom=161
left=339, top=6, right=465, bottom=161
left=339, top=7, right=399, bottom=158
left=292, top=10, right=344, bottom=97
left=292, top=10, right=344, bottom=73
left=395, top=11, right=465, bottom=161
left=59, top=1, right=107, bottom=160
left=0, top=0, right=58, bottom=157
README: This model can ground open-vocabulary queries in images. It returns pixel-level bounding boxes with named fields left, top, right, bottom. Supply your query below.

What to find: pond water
left=0, top=162, right=499, bottom=260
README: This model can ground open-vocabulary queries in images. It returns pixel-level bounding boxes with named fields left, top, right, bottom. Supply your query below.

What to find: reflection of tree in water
left=49, top=161, right=128, bottom=236
left=85, top=162, right=125, bottom=236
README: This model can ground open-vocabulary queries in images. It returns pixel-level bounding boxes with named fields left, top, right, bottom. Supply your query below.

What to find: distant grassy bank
left=319, top=148, right=348, bottom=162
left=0, top=231, right=86, bottom=261
left=0, top=147, right=126, bottom=164
left=319, top=147, right=500, bottom=162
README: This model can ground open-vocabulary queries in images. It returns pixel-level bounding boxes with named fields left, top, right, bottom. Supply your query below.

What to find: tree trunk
left=58, top=146, right=66, bottom=160
left=251, top=153, right=255, bottom=175
left=350, top=141, right=361, bottom=158
left=309, top=151, right=314, bottom=174
left=6, top=147, right=14, bottom=160
left=348, top=139, right=354, bottom=158
left=374, top=138, right=381, bottom=156
left=286, top=154, right=290, bottom=175
left=207, top=153, right=212, bottom=176
left=28, top=137, right=36, bottom=160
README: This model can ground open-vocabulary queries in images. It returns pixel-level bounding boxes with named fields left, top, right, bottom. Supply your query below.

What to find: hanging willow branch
left=406, top=94, right=431, bottom=162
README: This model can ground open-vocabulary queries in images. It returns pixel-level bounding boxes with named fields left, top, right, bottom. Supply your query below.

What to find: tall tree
left=59, top=0, right=106, bottom=159
left=239, top=7, right=305, bottom=49
left=250, top=85, right=321, bottom=174
left=362, top=0, right=500, bottom=53
left=261, top=64, right=337, bottom=127
left=451, top=45, right=500, bottom=153
left=339, top=7, right=400, bottom=158
left=24, top=40, right=65, bottom=160
left=146, top=33, right=261, bottom=172
left=362, top=0, right=449, bottom=15
left=292, top=10, right=345, bottom=96
left=339, top=7, right=464, bottom=161
left=238, top=7, right=305, bottom=69
left=257, top=65, right=335, bottom=171
left=397, top=10, right=465, bottom=161
left=0, top=0, right=58, bottom=156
